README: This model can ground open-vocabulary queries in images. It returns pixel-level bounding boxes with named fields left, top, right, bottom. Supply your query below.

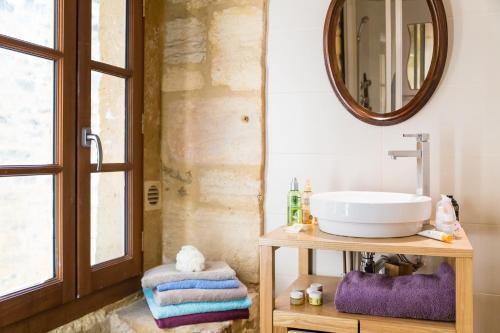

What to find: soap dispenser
left=302, top=180, right=314, bottom=226
left=287, top=178, right=302, bottom=226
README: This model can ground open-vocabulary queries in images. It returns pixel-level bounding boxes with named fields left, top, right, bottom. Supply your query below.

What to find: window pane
left=0, top=48, right=54, bottom=165
left=91, top=0, right=127, bottom=68
left=91, top=71, right=126, bottom=164
left=91, top=172, right=126, bottom=265
left=0, top=0, right=54, bottom=48
left=0, top=175, right=55, bottom=297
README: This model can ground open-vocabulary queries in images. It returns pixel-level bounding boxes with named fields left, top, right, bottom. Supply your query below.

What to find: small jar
left=310, top=283, right=323, bottom=292
left=308, top=290, right=323, bottom=306
left=290, top=290, right=304, bottom=305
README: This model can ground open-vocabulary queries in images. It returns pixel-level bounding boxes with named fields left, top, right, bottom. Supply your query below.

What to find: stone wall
left=160, top=0, right=267, bottom=286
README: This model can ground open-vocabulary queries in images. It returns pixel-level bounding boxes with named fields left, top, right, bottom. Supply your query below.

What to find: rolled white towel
left=175, top=245, right=205, bottom=273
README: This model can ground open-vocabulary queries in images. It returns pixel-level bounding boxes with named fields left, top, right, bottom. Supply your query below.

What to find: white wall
left=265, top=1, right=500, bottom=332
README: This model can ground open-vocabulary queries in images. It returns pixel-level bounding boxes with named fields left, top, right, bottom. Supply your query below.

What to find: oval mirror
left=324, top=0, right=448, bottom=126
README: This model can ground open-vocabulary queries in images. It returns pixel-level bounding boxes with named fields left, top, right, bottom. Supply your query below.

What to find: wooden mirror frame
left=324, top=0, right=448, bottom=126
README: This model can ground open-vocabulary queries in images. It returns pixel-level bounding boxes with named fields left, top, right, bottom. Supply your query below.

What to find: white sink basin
left=310, top=191, right=432, bottom=238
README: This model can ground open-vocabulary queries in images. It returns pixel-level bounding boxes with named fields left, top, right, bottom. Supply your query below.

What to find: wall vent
left=144, top=181, right=161, bottom=211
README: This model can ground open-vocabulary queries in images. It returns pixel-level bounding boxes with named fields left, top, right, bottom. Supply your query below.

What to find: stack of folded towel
left=141, top=261, right=252, bottom=329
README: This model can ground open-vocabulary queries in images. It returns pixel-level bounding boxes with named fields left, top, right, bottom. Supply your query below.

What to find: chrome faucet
left=388, top=133, right=430, bottom=197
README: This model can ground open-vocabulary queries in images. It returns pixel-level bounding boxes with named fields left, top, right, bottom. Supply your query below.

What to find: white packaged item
left=286, top=223, right=304, bottom=234
left=435, top=195, right=460, bottom=236
left=418, top=229, right=453, bottom=243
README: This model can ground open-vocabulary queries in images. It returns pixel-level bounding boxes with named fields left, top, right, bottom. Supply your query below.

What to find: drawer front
left=359, top=318, right=456, bottom=333
left=274, top=310, right=359, bottom=333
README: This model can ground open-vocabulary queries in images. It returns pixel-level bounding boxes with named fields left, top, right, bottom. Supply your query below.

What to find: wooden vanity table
left=259, top=225, right=473, bottom=333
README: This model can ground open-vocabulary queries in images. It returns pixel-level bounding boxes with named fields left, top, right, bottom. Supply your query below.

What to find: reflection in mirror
left=337, top=0, right=433, bottom=114
left=407, top=23, right=433, bottom=90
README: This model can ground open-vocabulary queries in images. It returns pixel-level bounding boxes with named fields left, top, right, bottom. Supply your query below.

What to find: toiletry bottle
left=436, top=194, right=460, bottom=236
left=287, top=178, right=302, bottom=226
left=302, top=180, right=313, bottom=225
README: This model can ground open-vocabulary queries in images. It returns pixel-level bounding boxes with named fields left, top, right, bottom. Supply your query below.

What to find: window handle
left=81, top=127, right=103, bottom=172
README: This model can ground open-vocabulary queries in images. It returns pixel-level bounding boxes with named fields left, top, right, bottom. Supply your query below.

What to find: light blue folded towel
left=157, top=279, right=240, bottom=292
left=143, top=288, right=252, bottom=319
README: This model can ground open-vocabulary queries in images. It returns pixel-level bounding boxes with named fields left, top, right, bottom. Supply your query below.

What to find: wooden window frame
left=76, top=0, right=143, bottom=297
left=0, top=1, right=77, bottom=326
left=0, top=1, right=144, bottom=331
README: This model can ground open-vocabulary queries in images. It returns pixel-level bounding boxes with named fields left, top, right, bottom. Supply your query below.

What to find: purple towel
left=335, top=262, right=455, bottom=322
left=154, top=308, right=250, bottom=329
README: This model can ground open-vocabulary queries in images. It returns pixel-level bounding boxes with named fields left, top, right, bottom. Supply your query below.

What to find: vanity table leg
left=456, top=257, right=473, bottom=333
left=260, top=245, right=276, bottom=333
left=298, top=248, right=313, bottom=275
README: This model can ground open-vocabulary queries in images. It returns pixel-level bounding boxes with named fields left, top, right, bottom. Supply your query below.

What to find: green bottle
left=287, top=177, right=303, bottom=226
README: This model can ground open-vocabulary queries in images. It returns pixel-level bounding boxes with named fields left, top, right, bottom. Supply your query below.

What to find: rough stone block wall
left=160, top=0, right=266, bottom=288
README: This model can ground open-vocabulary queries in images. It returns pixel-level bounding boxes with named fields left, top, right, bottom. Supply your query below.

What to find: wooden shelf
left=260, top=224, right=473, bottom=258
left=274, top=275, right=456, bottom=333
left=259, top=224, right=474, bottom=333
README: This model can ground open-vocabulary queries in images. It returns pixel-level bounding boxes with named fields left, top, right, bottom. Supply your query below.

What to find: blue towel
left=143, top=288, right=252, bottom=319
left=157, top=279, right=240, bottom=292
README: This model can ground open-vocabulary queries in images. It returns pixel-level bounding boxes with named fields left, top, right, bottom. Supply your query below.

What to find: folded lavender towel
left=154, top=281, right=248, bottom=306
left=154, top=309, right=250, bottom=329
left=141, top=261, right=236, bottom=288
left=335, top=262, right=455, bottom=322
